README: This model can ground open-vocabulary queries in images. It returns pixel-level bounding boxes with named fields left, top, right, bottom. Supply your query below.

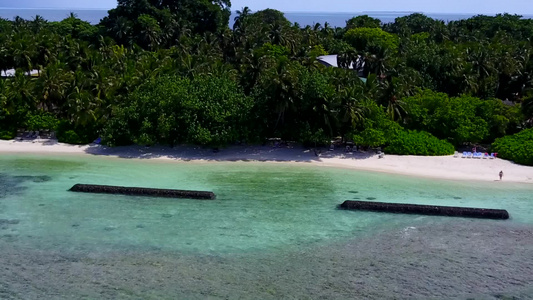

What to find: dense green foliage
left=56, top=121, right=98, bottom=144
left=491, top=128, right=533, bottom=166
left=344, top=27, right=399, bottom=52
left=385, top=130, right=455, bottom=156
left=25, top=111, right=59, bottom=131
left=1, top=2, right=533, bottom=163
left=402, top=90, right=522, bottom=146
left=346, top=16, right=382, bottom=29
left=352, top=99, right=403, bottom=147
left=102, top=75, right=252, bottom=146
left=102, top=0, right=231, bottom=48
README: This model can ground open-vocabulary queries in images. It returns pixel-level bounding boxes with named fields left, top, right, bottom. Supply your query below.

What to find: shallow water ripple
left=0, top=154, right=532, bottom=298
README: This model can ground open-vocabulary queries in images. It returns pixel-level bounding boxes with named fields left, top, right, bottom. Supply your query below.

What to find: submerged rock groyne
left=340, top=200, right=509, bottom=219
left=69, top=184, right=216, bottom=200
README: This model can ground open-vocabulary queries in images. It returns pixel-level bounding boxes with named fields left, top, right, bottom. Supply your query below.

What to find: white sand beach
left=1, top=139, right=532, bottom=184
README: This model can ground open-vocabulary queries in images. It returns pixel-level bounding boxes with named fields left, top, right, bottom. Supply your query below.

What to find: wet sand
left=1, top=139, right=533, bottom=184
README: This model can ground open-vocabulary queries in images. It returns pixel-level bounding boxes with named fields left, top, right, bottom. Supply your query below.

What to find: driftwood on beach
left=69, top=184, right=216, bottom=200
left=340, top=200, right=509, bottom=220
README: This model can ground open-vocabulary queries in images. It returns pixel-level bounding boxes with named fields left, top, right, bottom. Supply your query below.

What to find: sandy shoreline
left=1, top=139, right=532, bottom=184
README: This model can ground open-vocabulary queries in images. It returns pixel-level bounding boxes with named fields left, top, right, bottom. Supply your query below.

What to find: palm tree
left=31, top=15, right=47, bottom=33
left=35, top=31, right=58, bottom=73
left=250, top=55, right=301, bottom=135
left=67, top=86, right=99, bottom=126
left=311, top=94, right=337, bottom=137
left=66, top=71, right=101, bottom=126
left=0, top=42, right=12, bottom=74
left=267, top=60, right=300, bottom=129
left=8, top=71, right=37, bottom=110
left=233, top=7, right=252, bottom=32
left=341, top=85, right=367, bottom=129
left=463, top=44, right=499, bottom=97
left=378, top=77, right=407, bottom=121
left=523, top=95, right=533, bottom=126
left=206, top=60, right=238, bottom=81
left=268, top=23, right=285, bottom=45
left=37, top=61, right=73, bottom=112
left=337, top=49, right=360, bottom=70
left=0, top=79, right=13, bottom=114
left=137, top=14, right=162, bottom=50
left=110, top=16, right=132, bottom=46
left=364, top=44, right=391, bottom=79
left=301, top=25, right=317, bottom=47
left=322, top=22, right=331, bottom=33
left=13, top=16, right=27, bottom=30
left=11, top=33, right=36, bottom=72
left=239, top=49, right=267, bottom=93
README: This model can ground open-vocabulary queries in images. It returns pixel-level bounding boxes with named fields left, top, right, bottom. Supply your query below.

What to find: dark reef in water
left=69, top=184, right=216, bottom=200
left=0, top=219, right=20, bottom=225
left=0, top=221, right=531, bottom=299
left=340, top=200, right=509, bottom=219
left=13, top=175, right=52, bottom=183
left=0, top=173, right=51, bottom=199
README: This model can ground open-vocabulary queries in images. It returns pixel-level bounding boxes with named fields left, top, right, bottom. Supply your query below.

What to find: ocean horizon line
left=281, top=10, right=531, bottom=16
left=1, top=7, right=530, bottom=16
left=0, top=7, right=112, bottom=11
left=1, top=8, right=531, bottom=26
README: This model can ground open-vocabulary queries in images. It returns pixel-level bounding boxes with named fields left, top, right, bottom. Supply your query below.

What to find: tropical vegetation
left=492, top=128, right=533, bottom=166
left=0, top=2, right=532, bottom=164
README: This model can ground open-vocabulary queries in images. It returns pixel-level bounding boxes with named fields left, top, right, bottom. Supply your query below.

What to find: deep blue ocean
left=1, top=8, right=532, bottom=27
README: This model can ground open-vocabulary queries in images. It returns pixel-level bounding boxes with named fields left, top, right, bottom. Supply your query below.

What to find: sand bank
left=1, top=139, right=532, bottom=183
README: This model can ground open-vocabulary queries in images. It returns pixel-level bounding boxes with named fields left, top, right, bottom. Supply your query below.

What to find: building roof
left=317, top=54, right=366, bottom=79
left=317, top=55, right=340, bottom=68
left=1, top=69, right=40, bottom=77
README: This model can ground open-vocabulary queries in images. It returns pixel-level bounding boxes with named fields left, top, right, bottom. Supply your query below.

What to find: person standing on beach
left=499, top=170, right=503, bottom=180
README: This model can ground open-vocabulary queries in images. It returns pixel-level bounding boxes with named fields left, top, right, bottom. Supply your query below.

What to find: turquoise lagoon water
left=1, top=153, right=532, bottom=253
left=1, top=153, right=533, bottom=299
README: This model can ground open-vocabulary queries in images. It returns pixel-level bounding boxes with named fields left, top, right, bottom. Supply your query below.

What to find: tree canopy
left=1, top=7, right=533, bottom=164
left=101, top=0, right=231, bottom=48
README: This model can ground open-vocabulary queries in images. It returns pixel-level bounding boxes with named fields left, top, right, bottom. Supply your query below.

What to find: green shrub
left=25, top=111, right=60, bottom=131
left=385, top=130, right=455, bottom=156
left=299, top=126, right=330, bottom=147
left=0, top=129, right=15, bottom=140
left=352, top=100, right=404, bottom=147
left=103, top=75, right=252, bottom=147
left=491, top=128, right=533, bottom=166
left=403, top=90, right=500, bottom=145
left=59, top=130, right=84, bottom=144
left=56, top=120, right=98, bottom=144
left=353, top=128, right=386, bottom=147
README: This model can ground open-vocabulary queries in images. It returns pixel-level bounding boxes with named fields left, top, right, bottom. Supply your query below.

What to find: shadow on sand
left=83, top=144, right=379, bottom=163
